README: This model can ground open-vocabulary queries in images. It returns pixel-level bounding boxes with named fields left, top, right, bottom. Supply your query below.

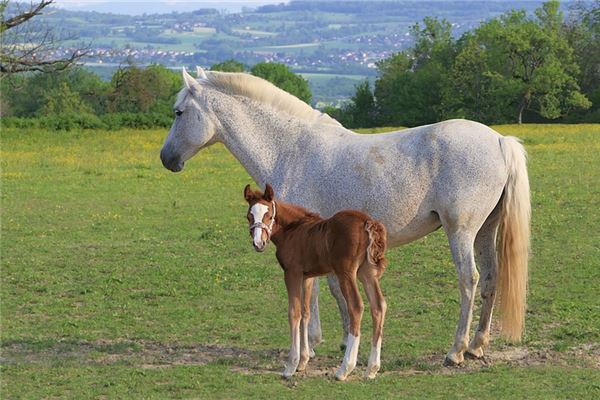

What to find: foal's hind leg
left=335, top=265, right=364, bottom=381
left=444, top=230, right=479, bottom=366
left=358, top=265, right=387, bottom=379
left=466, top=209, right=501, bottom=359
left=327, top=274, right=350, bottom=350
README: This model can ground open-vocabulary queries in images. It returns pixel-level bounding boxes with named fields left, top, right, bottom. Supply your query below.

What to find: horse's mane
left=181, top=71, right=342, bottom=127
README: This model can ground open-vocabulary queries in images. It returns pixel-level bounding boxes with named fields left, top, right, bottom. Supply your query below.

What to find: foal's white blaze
left=250, top=203, right=269, bottom=246
left=336, top=334, right=360, bottom=380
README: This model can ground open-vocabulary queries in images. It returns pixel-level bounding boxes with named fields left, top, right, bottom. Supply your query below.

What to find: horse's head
left=244, top=183, right=276, bottom=252
left=160, top=67, right=218, bottom=172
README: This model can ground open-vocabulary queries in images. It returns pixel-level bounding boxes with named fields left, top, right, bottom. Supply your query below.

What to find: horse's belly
left=386, top=211, right=442, bottom=247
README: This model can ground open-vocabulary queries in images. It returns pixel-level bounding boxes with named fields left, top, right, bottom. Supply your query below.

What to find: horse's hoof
left=335, top=372, right=348, bottom=381
left=443, top=355, right=463, bottom=367
left=281, top=372, right=294, bottom=380
left=309, top=348, right=316, bottom=358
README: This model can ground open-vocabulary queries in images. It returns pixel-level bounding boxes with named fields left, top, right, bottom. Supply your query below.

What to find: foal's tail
left=365, top=220, right=387, bottom=271
left=498, top=136, right=531, bottom=342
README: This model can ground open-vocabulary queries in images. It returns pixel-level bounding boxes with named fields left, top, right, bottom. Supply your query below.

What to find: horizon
left=54, top=1, right=286, bottom=15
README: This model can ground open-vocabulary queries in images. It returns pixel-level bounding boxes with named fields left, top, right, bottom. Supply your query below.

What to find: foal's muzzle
left=253, top=241, right=267, bottom=252
left=160, top=148, right=184, bottom=172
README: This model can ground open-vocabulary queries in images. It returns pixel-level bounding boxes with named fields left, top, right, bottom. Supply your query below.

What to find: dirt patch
left=1, top=340, right=598, bottom=378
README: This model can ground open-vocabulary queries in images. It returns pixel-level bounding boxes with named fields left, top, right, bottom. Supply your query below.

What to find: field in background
left=1, top=124, right=599, bottom=398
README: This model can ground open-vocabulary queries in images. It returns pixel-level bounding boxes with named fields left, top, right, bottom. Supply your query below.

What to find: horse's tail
left=497, top=136, right=531, bottom=342
left=365, top=220, right=387, bottom=271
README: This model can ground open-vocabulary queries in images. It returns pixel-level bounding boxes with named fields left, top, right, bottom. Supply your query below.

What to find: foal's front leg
left=298, top=277, right=314, bottom=372
left=283, top=270, right=302, bottom=379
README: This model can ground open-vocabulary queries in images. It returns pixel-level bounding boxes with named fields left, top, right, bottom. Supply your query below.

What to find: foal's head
left=244, top=183, right=276, bottom=252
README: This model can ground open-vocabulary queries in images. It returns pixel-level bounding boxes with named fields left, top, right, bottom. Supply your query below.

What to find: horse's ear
left=244, top=184, right=254, bottom=203
left=196, top=66, right=208, bottom=80
left=182, top=67, right=201, bottom=94
left=263, top=183, right=274, bottom=202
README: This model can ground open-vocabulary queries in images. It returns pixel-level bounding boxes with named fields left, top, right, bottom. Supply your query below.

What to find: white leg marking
left=365, top=336, right=382, bottom=379
left=336, top=334, right=360, bottom=381
left=283, top=323, right=300, bottom=379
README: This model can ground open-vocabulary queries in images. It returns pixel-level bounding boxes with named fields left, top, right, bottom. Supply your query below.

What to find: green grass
left=1, top=124, right=599, bottom=398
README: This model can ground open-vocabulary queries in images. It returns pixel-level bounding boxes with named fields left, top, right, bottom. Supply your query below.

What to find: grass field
left=1, top=124, right=599, bottom=398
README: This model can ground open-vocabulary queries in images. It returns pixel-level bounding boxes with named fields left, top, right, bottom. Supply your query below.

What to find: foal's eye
left=175, top=109, right=183, bottom=116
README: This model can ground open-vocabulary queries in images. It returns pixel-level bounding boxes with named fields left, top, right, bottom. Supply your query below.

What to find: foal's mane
left=179, top=71, right=342, bottom=127
left=275, top=200, right=322, bottom=229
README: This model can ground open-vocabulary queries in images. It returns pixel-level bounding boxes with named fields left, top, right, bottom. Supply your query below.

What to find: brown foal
left=244, top=184, right=388, bottom=380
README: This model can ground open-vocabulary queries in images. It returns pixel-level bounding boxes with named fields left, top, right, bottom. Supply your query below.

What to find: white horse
left=160, top=67, right=530, bottom=366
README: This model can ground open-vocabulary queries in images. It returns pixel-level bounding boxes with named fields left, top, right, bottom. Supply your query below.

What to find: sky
left=54, top=1, right=284, bottom=15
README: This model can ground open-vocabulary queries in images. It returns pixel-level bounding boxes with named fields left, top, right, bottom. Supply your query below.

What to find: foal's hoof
left=364, top=366, right=380, bottom=379
left=465, top=347, right=484, bottom=359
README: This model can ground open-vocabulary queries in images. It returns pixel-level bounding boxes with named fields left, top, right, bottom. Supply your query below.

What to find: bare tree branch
left=0, top=0, right=89, bottom=78
left=0, top=0, right=53, bottom=33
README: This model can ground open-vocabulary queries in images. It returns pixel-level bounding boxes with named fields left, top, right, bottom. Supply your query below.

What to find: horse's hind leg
left=358, top=265, right=387, bottom=379
left=444, top=229, right=479, bottom=366
left=466, top=206, right=501, bottom=359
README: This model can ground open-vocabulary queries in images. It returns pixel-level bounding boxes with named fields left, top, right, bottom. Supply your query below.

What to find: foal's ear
left=263, top=183, right=274, bottom=202
left=244, top=184, right=255, bottom=203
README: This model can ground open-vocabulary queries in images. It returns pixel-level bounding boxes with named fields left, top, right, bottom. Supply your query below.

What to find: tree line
left=328, top=1, right=599, bottom=127
left=0, top=61, right=311, bottom=130
left=2, top=1, right=598, bottom=130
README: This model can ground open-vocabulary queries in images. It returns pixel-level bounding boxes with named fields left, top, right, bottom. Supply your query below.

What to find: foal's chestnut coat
left=244, top=184, right=387, bottom=380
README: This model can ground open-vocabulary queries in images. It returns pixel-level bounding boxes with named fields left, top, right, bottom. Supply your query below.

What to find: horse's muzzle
left=160, top=148, right=184, bottom=172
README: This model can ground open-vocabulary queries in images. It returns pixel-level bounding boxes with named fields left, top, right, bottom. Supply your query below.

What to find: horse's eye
left=175, top=110, right=183, bottom=116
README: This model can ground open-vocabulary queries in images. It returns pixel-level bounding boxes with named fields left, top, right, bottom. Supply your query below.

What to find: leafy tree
left=2, top=67, right=108, bottom=117
left=38, top=82, right=93, bottom=116
left=474, top=1, right=590, bottom=123
left=374, top=18, right=455, bottom=126
left=332, top=80, right=376, bottom=128
left=210, top=59, right=247, bottom=72
left=108, top=64, right=179, bottom=114
left=250, top=62, right=312, bottom=104
left=566, top=0, right=600, bottom=121
left=347, top=80, right=377, bottom=128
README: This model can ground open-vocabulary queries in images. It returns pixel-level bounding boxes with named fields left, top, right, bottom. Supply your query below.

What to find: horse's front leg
left=298, top=277, right=314, bottom=372
left=283, top=270, right=302, bottom=379
left=307, top=278, right=322, bottom=357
